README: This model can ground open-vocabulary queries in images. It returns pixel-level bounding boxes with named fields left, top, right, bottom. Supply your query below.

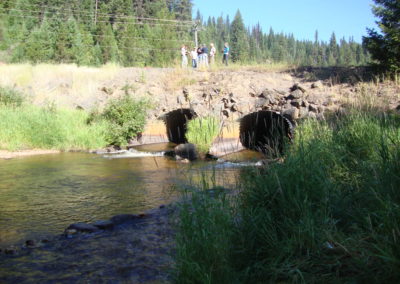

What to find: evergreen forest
left=0, top=0, right=370, bottom=67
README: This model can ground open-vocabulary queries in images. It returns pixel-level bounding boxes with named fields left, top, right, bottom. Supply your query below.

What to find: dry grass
left=0, top=63, right=121, bottom=106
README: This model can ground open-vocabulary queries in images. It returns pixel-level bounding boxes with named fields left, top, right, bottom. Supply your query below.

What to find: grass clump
left=186, top=116, right=220, bottom=154
left=0, top=86, right=25, bottom=107
left=175, top=110, right=400, bottom=283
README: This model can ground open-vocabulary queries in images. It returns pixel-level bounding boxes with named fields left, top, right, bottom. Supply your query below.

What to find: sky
left=192, top=0, right=377, bottom=43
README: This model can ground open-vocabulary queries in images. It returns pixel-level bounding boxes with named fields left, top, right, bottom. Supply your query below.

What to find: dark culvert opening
left=240, top=111, right=294, bottom=155
left=163, top=109, right=197, bottom=144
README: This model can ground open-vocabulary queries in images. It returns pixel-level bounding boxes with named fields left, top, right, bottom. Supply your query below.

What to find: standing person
left=181, top=45, right=188, bottom=68
left=223, top=42, right=229, bottom=66
left=197, top=46, right=203, bottom=67
left=209, top=43, right=216, bottom=65
left=190, top=47, right=198, bottom=68
left=201, top=44, right=209, bottom=67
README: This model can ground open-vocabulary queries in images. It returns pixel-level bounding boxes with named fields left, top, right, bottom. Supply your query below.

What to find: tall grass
left=0, top=104, right=110, bottom=151
left=186, top=116, right=221, bottom=154
left=175, top=110, right=400, bottom=283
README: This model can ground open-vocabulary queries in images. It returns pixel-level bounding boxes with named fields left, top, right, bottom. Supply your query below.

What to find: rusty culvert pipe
left=239, top=111, right=294, bottom=155
left=163, top=109, right=197, bottom=144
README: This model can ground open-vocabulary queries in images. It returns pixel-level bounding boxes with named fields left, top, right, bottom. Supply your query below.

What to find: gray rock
left=266, top=95, right=276, bottom=105
left=318, top=105, right=325, bottom=113
left=110, top=214, right=139, bottom=225
left=290, top=83, right=306, bottom=93
left=311, top=81, right=323, bottom=89
left=255, top=98, right=268, bottom=108
left=286, top=89, right=303, bottom=100
left=92, top=220, right=115, bottom=230
left=67, top=223, right=100, bottom=233
left=299, top=107, right=309, bottom=118
left=174, top=143, right=198, bottom=160
left=291, top=99, right=301, bottom=108
left=259, top=88, right=274, bottom=98
left=309, top=104, right=318, bottom=113
left=282, top=107, right=299, bottom=121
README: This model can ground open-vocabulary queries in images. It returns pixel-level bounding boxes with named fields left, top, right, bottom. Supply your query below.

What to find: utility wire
left=0, top=11, right=193, bottom=27
left=1, top=4, right=194, bottom=24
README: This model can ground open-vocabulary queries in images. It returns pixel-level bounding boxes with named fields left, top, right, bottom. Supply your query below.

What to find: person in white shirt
left=190, top=48, right=198, bottom=68
left=209, top=43, right=216, bottom=65
left=181, top=45, right=188, bottom=68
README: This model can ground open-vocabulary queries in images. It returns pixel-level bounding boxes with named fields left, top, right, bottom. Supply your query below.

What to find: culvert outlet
left=239, top=111, right=294, bottom=155
left=163, top=109, right=197, bottom=144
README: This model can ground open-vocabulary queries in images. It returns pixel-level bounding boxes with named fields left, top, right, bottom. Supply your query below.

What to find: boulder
left=290, top=99, right=302, bottom=108
left=177, top=95, right=185, bottom=104
left=286, top=89, right=303, bottom=100
left=259, top=88, right=274, bottom=98
left=311, top=81, right=323, bottom=89
left=255, top=98, right=268, bottom=108
left=174, top=143, right=198, bottom=161
left=282, top=107, right=299, bottom=121
left=309, top=104, right=318, bottom=113
left=299, top=107, right=309, bottom=118
left=290, top=83, right=306, bottom=93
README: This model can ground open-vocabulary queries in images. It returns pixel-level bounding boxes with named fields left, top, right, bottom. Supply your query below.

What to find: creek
left=0, top=144, right=260, bottom=248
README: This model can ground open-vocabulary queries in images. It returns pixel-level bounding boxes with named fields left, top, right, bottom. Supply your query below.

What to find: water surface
left=0, top=146, right=250, bottom=247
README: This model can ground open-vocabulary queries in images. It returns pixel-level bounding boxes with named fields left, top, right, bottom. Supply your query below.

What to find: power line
left=1, top=9, right=193, bottom=27
left=1, top=4, right=194, bottom=24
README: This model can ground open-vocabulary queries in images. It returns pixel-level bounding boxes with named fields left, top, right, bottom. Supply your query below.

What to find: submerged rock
left=66, top=223, right=100, bottom=233
left=174, top=143, right=197, bottom=161
left=92, top=220, right=115, bottom=230
left=110, top=214, right=139, bottom=225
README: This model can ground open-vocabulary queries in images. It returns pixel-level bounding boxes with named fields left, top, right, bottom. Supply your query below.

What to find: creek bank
left=0, top=205, right=175, bottom=283
left=0, top=149, right=60, bottom=159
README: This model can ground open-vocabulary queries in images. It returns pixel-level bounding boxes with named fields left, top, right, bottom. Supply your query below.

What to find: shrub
left=186, top=116, right=221, bottom=154
left=0, top=86, right=25, bottom=106
left=101, top=95, right=150, bottom=146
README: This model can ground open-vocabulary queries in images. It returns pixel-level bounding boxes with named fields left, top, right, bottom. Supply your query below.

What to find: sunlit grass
left=0, top=104, right=109, bottom=151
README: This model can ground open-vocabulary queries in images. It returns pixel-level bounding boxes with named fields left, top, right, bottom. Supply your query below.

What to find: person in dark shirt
left=201, top=44, right=209, bottom=67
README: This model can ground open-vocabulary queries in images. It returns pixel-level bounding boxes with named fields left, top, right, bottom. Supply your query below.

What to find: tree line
left=0, top=0, right=370, bottom=67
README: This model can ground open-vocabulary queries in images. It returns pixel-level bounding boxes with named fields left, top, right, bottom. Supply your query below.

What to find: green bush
left=186, top=116, right=221, bottom=154
left=0, top=86, right=25, bottom=106
left=101, top=95, right=150, bottom=146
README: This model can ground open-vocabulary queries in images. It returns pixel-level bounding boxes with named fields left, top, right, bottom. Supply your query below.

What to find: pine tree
left=363, top=0, right=400, bottom=72
left=23, top=17, right=55, bottom=63
left=230, top=10, right=248, bottom=62
left=54, top=17, right=79, bottom=63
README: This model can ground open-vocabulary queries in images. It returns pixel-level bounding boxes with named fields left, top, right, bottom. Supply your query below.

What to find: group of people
left=181, top=42, right=230, bottom=68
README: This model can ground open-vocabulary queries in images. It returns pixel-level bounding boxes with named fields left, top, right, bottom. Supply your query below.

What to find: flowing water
left=0, top=144, right=260, bottom=248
